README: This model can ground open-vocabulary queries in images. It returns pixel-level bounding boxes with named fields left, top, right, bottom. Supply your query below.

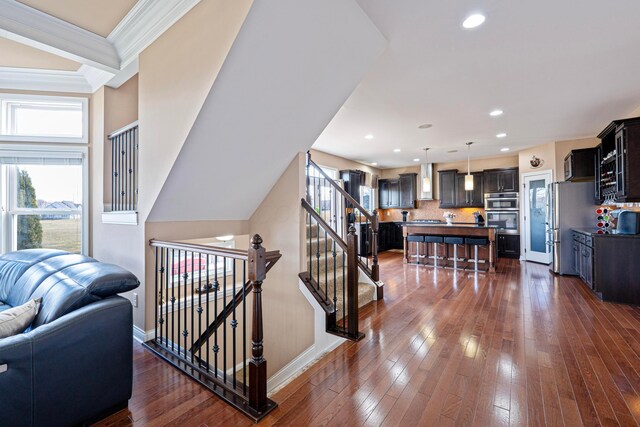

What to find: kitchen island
left=402, top=222, right=498, bottom=272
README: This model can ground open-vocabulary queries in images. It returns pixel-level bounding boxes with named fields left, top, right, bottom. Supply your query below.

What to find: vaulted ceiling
left=0, top=0, right=200, bottom=92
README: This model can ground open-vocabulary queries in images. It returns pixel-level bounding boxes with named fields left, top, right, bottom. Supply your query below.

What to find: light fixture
left=216, top=235, right=234, bottom=242
left=465, top=142, right=474, bottom=191
left=393, top=148, right=401, bottom=153
left=413, top=158, right=420, bottom=162
left=364, top=134, right=374, bottom=140
left=496, top=133, right=507, bottom=138
left=422, top=148, right=431, bottom=193
left=371, top=162, right=378, bottom=166
left=490, top=109, right=503, bottom=117
left=418, top=124, right=433, bottom=129
left=500, top=147, right=510, bottom=152
left=462, top=14, right=485, bottom=29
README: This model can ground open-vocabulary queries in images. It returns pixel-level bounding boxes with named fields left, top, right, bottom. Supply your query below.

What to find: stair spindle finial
left=251, top=234, right=263, bottom=249
left=348, top=225, right=356, bottom=235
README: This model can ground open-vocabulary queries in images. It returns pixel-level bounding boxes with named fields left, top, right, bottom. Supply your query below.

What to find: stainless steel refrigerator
left=546, top=181, right=596, bottom=274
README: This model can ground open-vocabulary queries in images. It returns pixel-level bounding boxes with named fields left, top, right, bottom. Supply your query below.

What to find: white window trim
left=0, top=93, right=88, bottom=144
left=0, top=144, right=89, bottom=255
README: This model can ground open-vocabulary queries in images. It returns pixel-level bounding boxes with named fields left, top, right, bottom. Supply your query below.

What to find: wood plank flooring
left=96, top=253, right=640, bottom=426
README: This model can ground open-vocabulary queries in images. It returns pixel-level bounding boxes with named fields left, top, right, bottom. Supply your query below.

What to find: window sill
left=102, top=211, right=138, bottom=225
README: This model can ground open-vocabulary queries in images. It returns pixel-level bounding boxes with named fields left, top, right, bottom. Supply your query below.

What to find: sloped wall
left=148, top=0, right=387, bottom=221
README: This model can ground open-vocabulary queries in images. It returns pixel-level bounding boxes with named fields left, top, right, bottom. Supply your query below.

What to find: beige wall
left=248, top=153, right=313, bottom=377
left=138, top=0, right=253, bottom=221
left=518, top=142, right=556, bottom=181
left=90, top=76, right=145, bottom=326
left=310, top=149, right=382, bottom=177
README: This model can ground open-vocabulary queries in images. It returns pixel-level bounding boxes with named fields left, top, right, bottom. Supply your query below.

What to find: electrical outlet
left=133, top=293, right=138, bottom=308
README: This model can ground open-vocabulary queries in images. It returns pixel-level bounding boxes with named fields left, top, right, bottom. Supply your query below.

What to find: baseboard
left=133, top=325, right=155, bottom=343
left=262, top=280, right=347, bottom=395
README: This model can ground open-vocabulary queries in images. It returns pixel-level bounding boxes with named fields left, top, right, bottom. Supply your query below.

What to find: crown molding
left=0, top=67, right=92, bottom=93
left=0, top=0, right=200, bottom=92
left=0, top=0, right=120, bottom=73
left=108, top=0, right=201, bottom=68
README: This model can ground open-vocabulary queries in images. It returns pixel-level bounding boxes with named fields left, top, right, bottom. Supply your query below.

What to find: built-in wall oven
left=485, top=193, right=519, bottom=234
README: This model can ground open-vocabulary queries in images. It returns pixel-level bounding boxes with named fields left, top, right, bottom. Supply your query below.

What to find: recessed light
left=490, top=109, right=503, bottom=117
left=364, top=134, right=374, bottom=140
left=496, top=133, right=507, bottom=138
left=371, top=162, right=378, bottom=166
left=462, top=14, right=485, bottom=29
left=418, top=124, right=433, bottom=129
left=393, top=148, right=401, bottom=153
left=500, top=147, right=510, bottom=152
left=447, top=150, right=458, bottom=153
left=413, top=158, right=420, bottom=162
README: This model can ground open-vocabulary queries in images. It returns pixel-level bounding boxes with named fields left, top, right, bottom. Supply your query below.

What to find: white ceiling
left=313, top=0, right=640, bottom=169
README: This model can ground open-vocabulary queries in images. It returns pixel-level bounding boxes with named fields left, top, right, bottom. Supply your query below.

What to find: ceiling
left=313, top=0, right=640, bottom=169
left=0, top=38, right=80, bottom=70
left=17, top=0, right=138, bottom=37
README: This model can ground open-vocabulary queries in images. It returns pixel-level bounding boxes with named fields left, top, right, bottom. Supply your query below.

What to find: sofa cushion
left=28, top=262, right=139, bottom=328
left=0, top=249, right=66, bottom=302
left=0, top=298, right=41, bottom=338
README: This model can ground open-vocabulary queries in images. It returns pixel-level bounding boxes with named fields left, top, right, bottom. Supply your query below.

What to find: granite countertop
left=402, top=222, right=497, bottom=229
left=572, top=228, right=640, bottom=237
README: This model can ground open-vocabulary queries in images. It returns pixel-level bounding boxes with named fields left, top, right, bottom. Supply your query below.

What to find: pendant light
left=422, top=147, right=431, bottom=193
left=465, top=142, right=474, bottom=191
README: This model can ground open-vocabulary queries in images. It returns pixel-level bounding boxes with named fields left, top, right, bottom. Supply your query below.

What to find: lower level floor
left=97, top=252, right=640, bottom=426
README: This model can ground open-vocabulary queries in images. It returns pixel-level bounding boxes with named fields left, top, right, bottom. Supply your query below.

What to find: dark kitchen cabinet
left=497, top=234, right=520, bottom=259
left=438, top=170, right=457, bottom=208
left=454, top=172, right=484, bottom=207
left=597, top=117, right=640, bottom=203
left=399, top=173, right=417, bottom=209
left=340, top=169, right=364, bottom=206
left=357, top=222, right=373, bottom=256
left=564, top=148, right=597, bottom=182
left=572, top=231, right=594, bottom=291
left=594, top=144, right=603, bottom=202
left=483, top=168, right=518, bottom=193
left=377, top=222, right=404, bottom=252
left=378, top=175, right=416, bottom=209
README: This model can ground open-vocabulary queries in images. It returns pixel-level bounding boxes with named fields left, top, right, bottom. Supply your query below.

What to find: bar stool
left=424, top=235, right=445, bottom=267
left=406, top=235, right=424, bottom=264
left=444, top=236, right=466, bottom=270
left=464, top=237, right=489, bottom=272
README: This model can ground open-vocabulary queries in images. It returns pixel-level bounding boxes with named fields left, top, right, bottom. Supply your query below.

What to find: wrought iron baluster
left=214, top=255, right=219, bottom=376
left=223, top=256, right=227, bottom=383
left=232, top=258, right=237, bottom=389
left=242, top=259, right=247, bottom=396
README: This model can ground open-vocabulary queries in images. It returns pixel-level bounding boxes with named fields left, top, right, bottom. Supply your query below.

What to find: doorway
left=522, top=170, right=553, bottom=264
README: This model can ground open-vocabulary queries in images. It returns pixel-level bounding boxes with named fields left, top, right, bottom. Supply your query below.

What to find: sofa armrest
left=0, top=333, right=34, bottom=427
left=0, top=296, right=133, bottom=427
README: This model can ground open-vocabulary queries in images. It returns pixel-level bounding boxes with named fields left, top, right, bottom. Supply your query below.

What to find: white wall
left=148, top=0, right=387, bottom=221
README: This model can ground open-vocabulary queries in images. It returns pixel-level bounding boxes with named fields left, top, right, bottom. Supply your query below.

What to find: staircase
left=299, top=152, right=382, bottom=341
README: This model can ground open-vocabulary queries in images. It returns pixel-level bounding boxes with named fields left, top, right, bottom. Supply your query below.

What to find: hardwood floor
left=96, top=253, right=640, bottom=426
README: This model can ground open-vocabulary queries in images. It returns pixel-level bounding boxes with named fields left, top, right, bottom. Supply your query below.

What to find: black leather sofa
left=0, top=249, right=140, bottom=427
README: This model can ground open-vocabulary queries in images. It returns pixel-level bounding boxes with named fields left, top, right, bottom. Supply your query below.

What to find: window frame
left=0, top=144, right=89, bottom=255
left=0, top=93, right=88, bottom=144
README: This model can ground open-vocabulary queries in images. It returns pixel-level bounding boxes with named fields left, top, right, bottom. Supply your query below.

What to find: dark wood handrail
left=308, top=156, right=374, bottom=221
left=301, top=198, right=347, bottom=251
left=149, top=238, right=281, bottom=262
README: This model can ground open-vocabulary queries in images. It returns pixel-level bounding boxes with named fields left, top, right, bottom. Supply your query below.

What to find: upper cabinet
left=438, top=170, right=457, bottom=208
left=483, top=168, right=518, bottom=193
left=564, top=148, right=597, bottom=182
left=379, top=173, right=417, bottom=209
left=339, top=169, right=364, bottom=205
left=597, top=117, right=640, bottom=203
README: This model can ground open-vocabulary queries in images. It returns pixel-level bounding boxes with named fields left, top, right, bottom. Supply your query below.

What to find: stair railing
left=300, top=199, right=364, bottom=341
left=145, top=235, right=281, bottom=422
left=305, top=152, right=381, bottom=298
left=108, top=121, right=139, bottom=212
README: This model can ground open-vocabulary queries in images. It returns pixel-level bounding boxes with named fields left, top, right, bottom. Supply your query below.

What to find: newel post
left=248, top=234, right=267, bottom=412
left=370, top=211, right=380, bottom=283
left=346, top=225, right=359, bottom=338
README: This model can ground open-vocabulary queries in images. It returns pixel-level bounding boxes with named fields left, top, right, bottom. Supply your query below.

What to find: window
left=360, top=186, right=374, bottom=213
left=0, top=150, right=87, bottom=254
left=0, top=94, right=88, bottom=143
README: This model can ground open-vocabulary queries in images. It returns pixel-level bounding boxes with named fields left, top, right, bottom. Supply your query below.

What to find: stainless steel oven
left=485, top=192, right=519, bottom=211
left=485, top=210, right=519, bottom=234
